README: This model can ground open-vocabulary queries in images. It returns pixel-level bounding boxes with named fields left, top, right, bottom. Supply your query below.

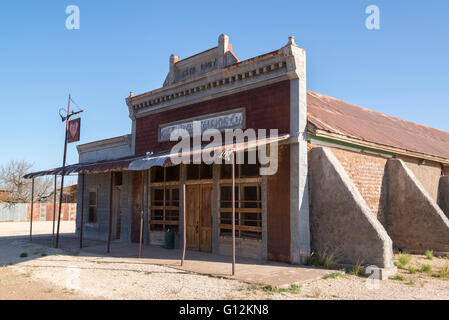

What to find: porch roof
left=128, top=134, right=290, bottom=171
left=23, top=156, right=136, bottom=179
left=23, top=134, right=290, bottom=179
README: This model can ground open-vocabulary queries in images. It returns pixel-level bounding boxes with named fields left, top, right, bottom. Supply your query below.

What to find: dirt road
left=2, top=222, right=449, bottom=300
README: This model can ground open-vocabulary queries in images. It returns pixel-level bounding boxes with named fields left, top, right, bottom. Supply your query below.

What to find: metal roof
left=24, top=135, right=290, bottom=179
left=307, top=91, right=449, bottom=161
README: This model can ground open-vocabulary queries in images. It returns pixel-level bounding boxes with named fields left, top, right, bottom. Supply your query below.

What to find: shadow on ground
left=1, top=233, right=331, bottom=287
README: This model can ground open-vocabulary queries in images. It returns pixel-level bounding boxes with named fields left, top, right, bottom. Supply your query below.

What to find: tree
left=0, top=160, right=53, bottom=203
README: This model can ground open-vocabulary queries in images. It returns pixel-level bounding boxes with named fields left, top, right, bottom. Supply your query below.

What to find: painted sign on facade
left=159, top=110, right=244, bottom=142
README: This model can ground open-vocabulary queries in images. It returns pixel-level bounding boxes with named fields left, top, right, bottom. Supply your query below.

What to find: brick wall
left=27, top=203, right=76, bottom=221
left=397, top=155, right=441, bottom=202
left=329, top=148, right=388, bottom=225
left=135, top=80, right=290, bottom=156
left=308, top=143, right=444, bottom=226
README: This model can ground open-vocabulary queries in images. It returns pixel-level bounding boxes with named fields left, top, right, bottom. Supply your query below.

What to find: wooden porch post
left=52, top=175, right=57, bottom=237
left=79, top=173, right=85, bottom=248
left=138, top=171, right=144, bottom=258
left=30, top=178, right=35, bottom=241
left=181, top=181, right=186, bottom=266
left=232, top=152, right=236, bottom=276
left=107, top=172, right=113, bottom=253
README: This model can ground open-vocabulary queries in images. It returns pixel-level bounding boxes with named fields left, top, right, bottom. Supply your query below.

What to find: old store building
left=26, top=34, right=449, bottom=277
left=76, top=34, right=309, bottom=265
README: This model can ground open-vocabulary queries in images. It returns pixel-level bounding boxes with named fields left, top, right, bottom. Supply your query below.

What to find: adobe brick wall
left=397, top=155, right=441, bottom=202
left=135, top=81, right=290, bottom=156
left=309, top=147, right=394, bottom=270
left=308, top=143, right=443, bottom=227
left=330, top=148, right=388, bottom=225
left=385, top=159, right=449, bottom=253
left=307, top=144, right=388, bottom=225
left=438, top=176, right=449, bottom=219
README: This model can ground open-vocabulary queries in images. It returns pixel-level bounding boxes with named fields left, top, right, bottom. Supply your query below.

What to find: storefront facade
left=75, top=34, right=310, bottom=264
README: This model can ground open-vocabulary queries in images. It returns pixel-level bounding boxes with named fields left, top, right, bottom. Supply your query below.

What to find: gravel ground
left=2, top=223, right=449, bottom=300
left=0, top=221, right=75, bottom=237
left=0, top=236, right=262, bottom=300
left=15, top=256, right=251, bottom=300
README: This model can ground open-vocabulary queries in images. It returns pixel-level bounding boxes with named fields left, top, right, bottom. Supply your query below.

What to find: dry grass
left=305, top=251, right=338, bottom=269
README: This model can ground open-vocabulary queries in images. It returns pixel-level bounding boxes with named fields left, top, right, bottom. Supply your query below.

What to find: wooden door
left=186, top=184, right=212, bottom=252
left=186, top=185, right=200, bottom=250
left=199, top=185, right=212, bottom=252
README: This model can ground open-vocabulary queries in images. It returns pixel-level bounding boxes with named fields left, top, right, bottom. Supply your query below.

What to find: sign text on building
left=159, top=110, right=244, bottom=142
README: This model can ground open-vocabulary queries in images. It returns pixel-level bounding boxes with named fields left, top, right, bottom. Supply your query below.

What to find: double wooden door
left=186, top=184, right=212, bottom=252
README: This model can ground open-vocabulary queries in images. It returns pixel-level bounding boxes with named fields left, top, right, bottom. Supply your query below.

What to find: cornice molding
left=126, top=41, right=305, bottom=120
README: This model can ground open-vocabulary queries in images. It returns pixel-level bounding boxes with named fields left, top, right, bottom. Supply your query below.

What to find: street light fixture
left=55, top=94, right=84, bottom=248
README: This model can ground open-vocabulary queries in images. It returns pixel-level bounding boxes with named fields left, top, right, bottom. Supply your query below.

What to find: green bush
left=391, top=274, right=405, bottom=281
left=408, top=266, right=417, bottom=274
left=305, top=252, right=337, bottom=269
left=398, top=253, right=411, bottom=266
left=420, top=264, right=432, bottom=274
left=439, top=264, right=449, bottom=279
left=323, top=271, right=344, bottom=279
left=425, top=250, right=434, bottom=260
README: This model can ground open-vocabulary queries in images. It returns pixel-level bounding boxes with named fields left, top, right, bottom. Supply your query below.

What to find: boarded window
left=149, top=165, right=181, bottom=232
left=88, top=191, right=97, bottom=223
left=186, top=164, right=213, bottom=180
left=150, top=187, right=179, bottom=232
left=219, top=183, right=262, bottom=239
left=220, top=152, right=260, bottom=179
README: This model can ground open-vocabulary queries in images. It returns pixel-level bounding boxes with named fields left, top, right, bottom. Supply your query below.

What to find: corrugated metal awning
left=24, top=134, right=290, bottom=178
left=128, top=134, right=290, bottom=171
left=23, top=157, right=137, bottom=179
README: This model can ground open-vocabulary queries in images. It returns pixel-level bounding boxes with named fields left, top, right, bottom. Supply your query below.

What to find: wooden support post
left=138, top=171, right=144, bottom=258
left=232, top=152, right=236, bottom=276
left=52, top=175, right=57, bottom=237
left=181, top=182, right=186, bottom=266
left=79, top=173, right=85, bottom=249
left=55, top=94, right=71, bottom=248
left=107, top=172, right=113, bottom=253
left=30, top=178, right=35, bottom=241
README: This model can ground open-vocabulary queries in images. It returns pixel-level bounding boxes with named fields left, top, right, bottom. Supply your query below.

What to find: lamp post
left=55, top=94, right=83, bottom=248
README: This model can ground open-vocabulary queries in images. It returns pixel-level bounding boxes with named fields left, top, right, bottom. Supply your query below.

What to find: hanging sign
left=68, top=118, right=81, bottom=143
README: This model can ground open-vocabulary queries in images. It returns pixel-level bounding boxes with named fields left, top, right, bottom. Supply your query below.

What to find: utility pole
left=55, top=94, right=83, bottom=248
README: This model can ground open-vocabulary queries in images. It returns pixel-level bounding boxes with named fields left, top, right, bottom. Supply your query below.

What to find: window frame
left=218, top=179, right=262, bottom=240
left=149, top=166, right=180, bottom=232
left=87, top=188, right=98, bottom=225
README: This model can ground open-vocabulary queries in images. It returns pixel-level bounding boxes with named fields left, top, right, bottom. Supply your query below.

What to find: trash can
left=165, top=228, right=175, bottom=249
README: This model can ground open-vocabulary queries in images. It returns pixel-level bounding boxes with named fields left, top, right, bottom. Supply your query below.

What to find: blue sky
left=0, top=0, right=448, bottom=177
